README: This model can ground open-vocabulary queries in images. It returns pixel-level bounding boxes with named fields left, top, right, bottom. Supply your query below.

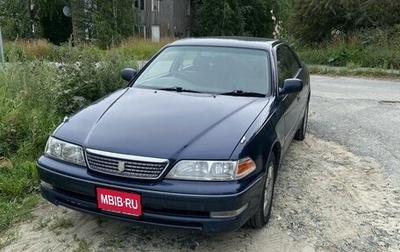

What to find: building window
left=185, top=0, right=191, bottom=16
left=152, top=0, right=160, bottom=12
left=135, top=0, right=144, bottom=11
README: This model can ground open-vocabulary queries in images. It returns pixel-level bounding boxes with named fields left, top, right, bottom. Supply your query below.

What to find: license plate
left=96, top=188, right=142, bottom=216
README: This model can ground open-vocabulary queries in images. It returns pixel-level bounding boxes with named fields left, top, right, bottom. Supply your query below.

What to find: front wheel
left=247, top=154, right=276, bottom=228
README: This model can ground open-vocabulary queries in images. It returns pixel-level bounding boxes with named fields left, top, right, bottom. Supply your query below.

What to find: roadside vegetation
left=0, top=38, right=170, bottom=234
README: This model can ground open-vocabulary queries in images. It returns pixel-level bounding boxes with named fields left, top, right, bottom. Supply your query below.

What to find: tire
left=294, top=103, right=309, bottom=141
left=247, top=154, right=276, bottom=228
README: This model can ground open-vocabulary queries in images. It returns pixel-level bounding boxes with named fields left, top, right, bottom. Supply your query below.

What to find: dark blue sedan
left=37, top=37, right=310, bottom=232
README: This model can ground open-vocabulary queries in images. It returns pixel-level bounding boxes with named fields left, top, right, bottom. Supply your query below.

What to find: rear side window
left=277, top=46, right=301, bottom=88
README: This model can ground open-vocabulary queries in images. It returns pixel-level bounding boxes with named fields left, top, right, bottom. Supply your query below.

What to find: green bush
left=297, top=28, right=400, bottom=69
left=0, top=56, right=135, bottom=157
left=54, top=54, right=132, bottom=115
left=291, top=0, right=400, bottom=43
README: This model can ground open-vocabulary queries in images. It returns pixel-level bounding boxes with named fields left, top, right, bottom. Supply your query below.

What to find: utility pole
left=222, top=0, right=225, bottom=36
left=0, top=27, right=4, bottom=64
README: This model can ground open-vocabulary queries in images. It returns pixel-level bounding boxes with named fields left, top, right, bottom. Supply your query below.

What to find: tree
left=241, top=0, right=273, bottom=37
left=0, top=0, right=37, bottom=40
left=70, top=0, right=87, bottom=43
left=195, top=0, right=273, bottom=37
left=195, top=0, right=245, bottom=36
left=37, top=0, right=73, bottom=45
left=290, top=0, right=400, bottom=43
left=36, top=0, right=135, bottom=47
left=91, top=0, right=135, bottom=49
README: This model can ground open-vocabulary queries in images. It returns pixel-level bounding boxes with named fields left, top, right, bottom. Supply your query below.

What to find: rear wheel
left=247, top=154, right=276, bottom=228
left=294, top=103, right=309, bottom=141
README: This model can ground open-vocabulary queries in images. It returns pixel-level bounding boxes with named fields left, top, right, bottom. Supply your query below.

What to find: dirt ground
left=1, top=134, right=399, bottom=252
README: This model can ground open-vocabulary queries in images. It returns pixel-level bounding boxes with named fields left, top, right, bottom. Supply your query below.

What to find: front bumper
left=37, top=156, right=264, bottom=233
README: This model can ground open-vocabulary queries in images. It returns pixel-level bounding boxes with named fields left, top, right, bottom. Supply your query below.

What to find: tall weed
left=114, top=37, right=173, bottom=60
left=4, top=40, right=53, bottom=61
left=0, top=45, right=137, bottom=232
left=298, top=28, right=400, bottom=69
left=55, top=54, right=132, bottom=114
left=0, top=62, right=61, bottom=157
left=0, top=61, right=60, bottom=231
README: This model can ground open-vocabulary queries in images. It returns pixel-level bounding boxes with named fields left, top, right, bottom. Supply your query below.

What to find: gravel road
left=309, top=75, right=400, bottom=181
left=1, top=75, right=400, bottom=252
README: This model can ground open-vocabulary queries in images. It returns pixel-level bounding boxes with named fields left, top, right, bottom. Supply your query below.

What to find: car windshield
left=134, top=46, right=271, bottom=96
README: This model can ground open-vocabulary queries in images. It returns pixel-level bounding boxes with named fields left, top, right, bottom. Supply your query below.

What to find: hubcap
left=263, top=162, right=275, bottom=216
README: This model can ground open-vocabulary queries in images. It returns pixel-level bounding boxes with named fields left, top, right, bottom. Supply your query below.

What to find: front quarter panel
left=230, top=97, right=279, bottom=177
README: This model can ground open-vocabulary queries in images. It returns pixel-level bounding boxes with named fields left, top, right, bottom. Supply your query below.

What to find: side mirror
left=279, top=78, right=303, bottom=95
left=121, top=68, right=137, bottom=81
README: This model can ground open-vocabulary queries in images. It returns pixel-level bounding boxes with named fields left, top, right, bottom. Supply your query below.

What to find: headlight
left=45, top=136, right=86, bottom=166
left=166, top=158, right=256, bottom=181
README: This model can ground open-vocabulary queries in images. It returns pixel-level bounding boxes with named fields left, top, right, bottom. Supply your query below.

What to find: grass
left=4, top=37, right=171, bottom=63
left=308, top=65, right=400, bottom=79
left=0, top=230, right=18, bottom=250
left=0, top=47, right=142, bottom=235
left=49, top=217, right=75, bottom=234
left=0, top=193, right=39, bottom=235
left=297, top=29, right=400, bottom=70
left=72, top=234, right=93, bottom=252
left=115, top=37, right=174, bottom=61
left=0, top=61, right=62, bottom=233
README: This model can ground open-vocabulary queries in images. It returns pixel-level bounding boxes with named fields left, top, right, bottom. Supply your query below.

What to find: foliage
left=0, top=61, right=62, bottom=157
left=4, top=39, right=53, bottom=61
left=241, top=0, right=273, bottom=37
left=0, top=44, right=140, bottom=232
left=297, top=28, right=400, bottom=69
left=65, top=0, right=136, bottom=48
left=0, top=193, right=39, bottom=233
left=290, top=0, right=400, bottom=43
left=0, top=0, right=135, bottom=49
left=272, top=0, right=294, bottom=25
left=195, top=0, right=244, bottom=36
left=90, top=0, right=136, bottom=49
left=4, top=37, right=169, bottom=63
left=116, top=37, right=174, bottom=61
left=195, top=0, right=273, bottom=37
left=37, top=0, right=73, bottom=45
left=0, top=0, right=36, bottom=40
left=54, top=55, right=130, bottom=115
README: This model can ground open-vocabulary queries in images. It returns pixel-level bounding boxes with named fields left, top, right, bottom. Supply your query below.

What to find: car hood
left=54, top=88, right=270, bottom=160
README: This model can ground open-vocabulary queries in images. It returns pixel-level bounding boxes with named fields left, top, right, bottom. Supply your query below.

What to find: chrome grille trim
left=85, top=148, right=169, bottom=180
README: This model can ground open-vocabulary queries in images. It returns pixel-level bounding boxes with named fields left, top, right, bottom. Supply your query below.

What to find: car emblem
left=117, top=161, right=126, bottom=172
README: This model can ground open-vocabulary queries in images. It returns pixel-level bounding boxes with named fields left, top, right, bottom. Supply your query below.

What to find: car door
left=276, top=45, right=302, bottom=149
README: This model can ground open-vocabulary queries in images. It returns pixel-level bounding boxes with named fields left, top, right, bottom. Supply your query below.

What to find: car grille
left=85, top=149, right=169, bottom=180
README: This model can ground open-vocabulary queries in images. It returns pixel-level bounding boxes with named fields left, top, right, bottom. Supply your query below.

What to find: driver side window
left=139, top=49, right=180, bottom=80
left=277, top=46, right=301, bottom=88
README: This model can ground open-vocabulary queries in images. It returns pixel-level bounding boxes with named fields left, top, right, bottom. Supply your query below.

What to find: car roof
left=169, top=37, right=282, bottom=51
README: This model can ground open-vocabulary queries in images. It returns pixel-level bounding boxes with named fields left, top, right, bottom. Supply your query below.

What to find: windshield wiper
left=158, top=86, right=202, bottom=93
left=219, top=90, right=266, bottom=97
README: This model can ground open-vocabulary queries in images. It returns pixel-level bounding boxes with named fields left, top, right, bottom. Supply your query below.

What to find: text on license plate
left=96, top=188, right=142, bottom=216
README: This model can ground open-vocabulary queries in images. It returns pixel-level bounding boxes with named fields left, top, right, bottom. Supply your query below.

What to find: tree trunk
left=70, top=0, right=86, bottom=44
left=24, top=0, right=33, bottom=38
